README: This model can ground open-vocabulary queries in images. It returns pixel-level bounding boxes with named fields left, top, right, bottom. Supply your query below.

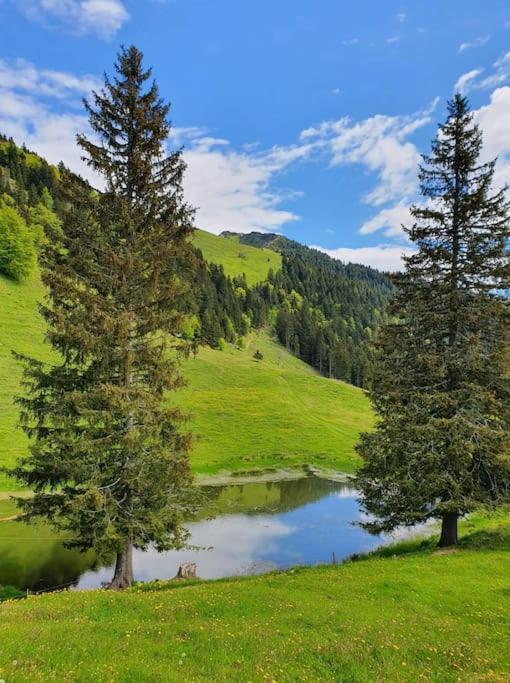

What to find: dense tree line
left=0, top=134, right=61, bottom=209
left=222, top=233, right=394, bottom=386
left=185, top=260, right=249, bottom=346
left=0, top=136, right=63, bottom=280
left=269, top=250, right=391, bottom=386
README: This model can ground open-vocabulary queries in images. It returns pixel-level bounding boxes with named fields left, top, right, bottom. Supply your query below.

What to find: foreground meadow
left=0, top=514, right=509, bottom=682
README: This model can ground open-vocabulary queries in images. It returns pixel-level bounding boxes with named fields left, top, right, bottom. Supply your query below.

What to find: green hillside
left=193, top=229, right=281, bottom=285
left=0, top=514, right=509, bottom=681
left=0, top=269, right=371, bottom=490
left=180, top=329, right=370, bottom=475
left=0, top=272, right=55, bottom=490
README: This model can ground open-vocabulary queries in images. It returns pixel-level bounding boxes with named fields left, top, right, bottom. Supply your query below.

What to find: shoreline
left=0, top=466, right=356, bottom=504
left=194, top=465, right=355, bottom=487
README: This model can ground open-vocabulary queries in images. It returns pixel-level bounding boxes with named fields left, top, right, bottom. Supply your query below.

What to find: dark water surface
left=0, top=476, right=401, bottom=591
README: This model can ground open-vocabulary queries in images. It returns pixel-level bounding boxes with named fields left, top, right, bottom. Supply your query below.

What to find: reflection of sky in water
left=77, top=484, right=395, bottom=588
left=257, top=489, right=380, bottom=569
left=0, top=478, right=431, bottom=591
left=78, top=514, right=295, bottom=587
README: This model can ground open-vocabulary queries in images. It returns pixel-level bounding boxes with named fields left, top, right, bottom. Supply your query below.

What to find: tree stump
left=175, top=562, right=197, bottom=580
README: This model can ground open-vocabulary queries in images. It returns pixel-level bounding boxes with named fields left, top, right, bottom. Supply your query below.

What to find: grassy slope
left=0, top=231, right=369, bottom=489
left=0, top=272, right=54, bottom=490
left=0, top=515, right=509, bottom=682
left=193, top=229, right=281, bottom=285
left=180, top=330, right=369, bottom=475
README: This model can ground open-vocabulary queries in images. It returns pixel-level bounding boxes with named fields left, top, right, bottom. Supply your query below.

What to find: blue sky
left=1, top=0, right=510, bottom=270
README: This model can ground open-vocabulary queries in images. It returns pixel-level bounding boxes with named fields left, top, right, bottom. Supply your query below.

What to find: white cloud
left=478, top=51, right=510, bottom=90
left=458, top=35, right=489, bottom=53
left=0, top=59, right=99, bottom=183
left=331, top=87, right=341, bottom=95
left=181, top=135, right=312, bottom=234
left=396, top=12, right=406, bottom=22
left=473, top=86, right=510, bottom=188
left=386, top=36, right=400, bottom=44
left=0, top=57, right=314, bottom=233
left=168, top=126, right=210, bottom=144
left=453, top=52, right=510, bottom=94
left=6, top=51, right=510, bottom=259
left=299, top=100, right=441, bottom=247
left=0, top=58, right=100, bottom=99
left=341, top=38, right=359, bottom=46
left=310, top=243, right=415, bottom=272
left=178, top=76, right=510, bottom=249
left=454, top=68, right=483, bottom=95
left=301, top=102, right=436, bottom=209
left=360, top=202, right=412, bottom=237
left=348, top=85, right=510, bottom=249
left=13, top=0, right=129, bottom=39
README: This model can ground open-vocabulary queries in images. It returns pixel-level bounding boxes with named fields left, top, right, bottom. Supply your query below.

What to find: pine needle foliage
left=356, top=95, right=510, bottom=546
left=8, top=46, right=197, bottom=587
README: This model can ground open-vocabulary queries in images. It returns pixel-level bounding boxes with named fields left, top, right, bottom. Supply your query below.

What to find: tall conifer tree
left=356, top=95, right=510, bottom=546
left=10, top=46, right=197, bottom=587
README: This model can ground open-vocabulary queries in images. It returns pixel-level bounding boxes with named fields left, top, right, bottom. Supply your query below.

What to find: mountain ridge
left=220, top=230, right=392, bottom=277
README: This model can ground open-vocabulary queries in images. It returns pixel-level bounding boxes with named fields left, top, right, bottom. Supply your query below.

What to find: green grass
left=0, top=492, right=31, bottom=520
left=0, top=272, right=55, bottom=491
left=0, top=515, right=509, bottom=682
left=0, top=270, right=371, bottom=490
left=180, top=330, right=371, bottom=475
left=0, top=498, right=18, bottom=519
left=193, top=229, right=281, bottom=285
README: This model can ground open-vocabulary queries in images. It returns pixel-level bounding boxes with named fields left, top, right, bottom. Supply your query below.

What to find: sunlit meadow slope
left=0, top=272, right=54, bottom=491
left=180, top=329, right=370, bottom=476
left=193, top=229, right=281, bottom=285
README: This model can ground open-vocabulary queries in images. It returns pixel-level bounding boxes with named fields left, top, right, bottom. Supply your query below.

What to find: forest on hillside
left=0, top=133, right=393, bottom=387
left=225, top=232, right=393, bottom=385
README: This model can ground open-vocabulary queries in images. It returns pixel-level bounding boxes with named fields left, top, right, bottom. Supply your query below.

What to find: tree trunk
left=439, top=512, right=458, bottom=547
left=108, top=537, right=134, bottom=589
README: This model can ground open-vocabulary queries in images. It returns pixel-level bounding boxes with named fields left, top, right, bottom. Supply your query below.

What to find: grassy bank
left=0, top=515, right=508, bottom=682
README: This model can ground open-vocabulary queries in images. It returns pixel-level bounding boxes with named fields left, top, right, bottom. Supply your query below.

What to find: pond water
left=0, top=475, right=406, bottom=592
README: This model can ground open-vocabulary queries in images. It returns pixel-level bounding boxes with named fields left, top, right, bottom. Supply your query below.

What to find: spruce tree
left=9, top=46, right=197, bottom=587
left=356, top=95, right=510, bottom=546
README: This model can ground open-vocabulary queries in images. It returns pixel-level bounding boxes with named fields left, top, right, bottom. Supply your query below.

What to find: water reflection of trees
left=196, top=476, right=351, bottom=520
left=0, top=523, right=104, bottom=591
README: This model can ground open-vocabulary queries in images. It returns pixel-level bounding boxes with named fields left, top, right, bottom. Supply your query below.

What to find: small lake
left=0, top=475, right=409, bottom=592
